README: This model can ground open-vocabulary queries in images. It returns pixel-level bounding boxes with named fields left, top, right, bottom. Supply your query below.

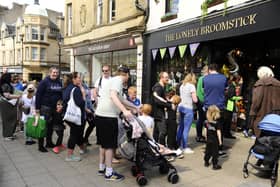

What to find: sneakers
left=212, top=164, right=222, bottom=170
left=38, top=146, right=48, bottom=153
left=183, top=148, right=194, bottom=154
left=65, top=155, right=81, bottom=162
left=204, top=161, right=210, bottom=167
left=242, top=130, right=249, bottom=138
left=98, top=169, right=106, bottom=176
left=105, top=171, right=124, bottom=181
left=52, top=146, right=60, bottom=154
left=25, top=140, right=36, bottom=145
left=79, top=148, right=87, bottom=155
left=4, top=136, right=15, bottom=141
left=174, top=148, right=183, bottom=156
left=218, top=151, right=227, bottom=158
left=59, top=144, right=66, bottom=150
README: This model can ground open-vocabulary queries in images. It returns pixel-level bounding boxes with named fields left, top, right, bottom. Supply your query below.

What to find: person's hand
left=123, top=110, right=133, bottom=120
left=85, top=108, right=92, bottom=113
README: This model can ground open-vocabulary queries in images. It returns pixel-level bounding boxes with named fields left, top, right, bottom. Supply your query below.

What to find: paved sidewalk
left=0, top=118, right=275, bottom=187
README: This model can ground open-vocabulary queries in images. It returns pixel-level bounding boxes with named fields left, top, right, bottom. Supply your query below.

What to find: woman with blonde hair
left=176, top=73, right=198, bottom=154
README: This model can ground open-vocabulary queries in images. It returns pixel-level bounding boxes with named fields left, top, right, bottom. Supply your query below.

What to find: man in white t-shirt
left=95, top=65, right=137, bottom=182
left=93, top=65, right=111, bottom=104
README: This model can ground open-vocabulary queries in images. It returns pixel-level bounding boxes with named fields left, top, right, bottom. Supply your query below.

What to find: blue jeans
left=177, top=106, right=194, bottom=149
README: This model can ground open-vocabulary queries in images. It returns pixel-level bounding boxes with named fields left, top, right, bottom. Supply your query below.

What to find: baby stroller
left=118, top=114, right=179, bottom=186
left=243, top=114, right=280, bottom=187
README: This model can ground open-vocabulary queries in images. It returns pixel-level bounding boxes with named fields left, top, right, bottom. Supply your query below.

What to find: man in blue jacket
left=35, top=67, right=62, bottom=152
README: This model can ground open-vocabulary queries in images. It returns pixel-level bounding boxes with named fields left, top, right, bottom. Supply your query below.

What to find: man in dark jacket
left=152, top=72, right=173, bottom=145
left=35, top=67, right=62, bottom=152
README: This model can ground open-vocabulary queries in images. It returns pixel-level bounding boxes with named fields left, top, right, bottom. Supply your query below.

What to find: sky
left=0, top=0, right=64, bottom=14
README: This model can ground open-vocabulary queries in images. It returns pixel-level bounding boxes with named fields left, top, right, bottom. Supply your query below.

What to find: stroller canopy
left=258, top=114, right=280, bottom=133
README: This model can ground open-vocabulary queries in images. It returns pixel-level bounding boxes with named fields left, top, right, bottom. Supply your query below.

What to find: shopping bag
left=26, top=116, right=47, bottom=139
left=63, top=87, right=82, bottom=125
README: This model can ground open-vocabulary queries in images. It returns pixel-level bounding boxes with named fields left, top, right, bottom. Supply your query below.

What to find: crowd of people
left=1, top=63, right=280, bottom=181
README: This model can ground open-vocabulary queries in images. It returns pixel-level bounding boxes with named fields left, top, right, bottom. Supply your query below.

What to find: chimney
left=34, top=0, right=39, bottom=5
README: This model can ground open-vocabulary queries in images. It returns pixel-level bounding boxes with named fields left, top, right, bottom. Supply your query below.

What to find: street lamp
left=19, top=33, right=24, bottom=75
left=56, top=33, right=63, bottom=77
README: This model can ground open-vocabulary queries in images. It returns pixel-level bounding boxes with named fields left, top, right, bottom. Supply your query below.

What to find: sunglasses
left=102, top=69, right=109, bottom=73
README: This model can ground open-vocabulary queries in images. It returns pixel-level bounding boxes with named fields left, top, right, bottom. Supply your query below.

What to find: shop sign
left=146, top=0, right=280, bottom=49
left=165, top=14, right=257, bottom=43
left=74, top=37, right=136, bottom=56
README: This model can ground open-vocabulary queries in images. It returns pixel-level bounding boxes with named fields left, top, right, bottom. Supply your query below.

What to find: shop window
left=161, top=0, right=179, bottom=22
left=31, top=26, right=39, bottom=40
left=31, top=47, right=38, bottom=60
left=67, top=3, right=72, bottom=36
left=40, top=48, right=46, bottom=60
left=109, top=0, right=116, bottom=22
left=97, top=0, right=103, bottom=25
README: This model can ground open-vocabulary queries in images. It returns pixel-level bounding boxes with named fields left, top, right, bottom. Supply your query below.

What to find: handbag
left=63, top=87, right=82, bottom=125
left=26, top=116, right=47, bottom=139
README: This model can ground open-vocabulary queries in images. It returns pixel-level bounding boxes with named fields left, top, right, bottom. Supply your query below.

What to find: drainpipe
left=135, top=0, right=150, bottom=24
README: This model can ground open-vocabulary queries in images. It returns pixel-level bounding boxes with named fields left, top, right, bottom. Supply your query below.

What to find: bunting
left=168, top=46, right=176, bottom=59
left=178, top=45, right=187, bottom=58
left=152, top=49, right=158, bottom=61
left=190, top=43, right=200, bottom=57
left=160, top=48, right=167, bottom=59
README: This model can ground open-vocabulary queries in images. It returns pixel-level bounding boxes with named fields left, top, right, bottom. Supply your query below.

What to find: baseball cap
left=118, top=65, right=130, bottom=73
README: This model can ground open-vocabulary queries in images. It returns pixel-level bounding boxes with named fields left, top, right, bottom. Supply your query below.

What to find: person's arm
left=249, top=85, right=263, bottom=116
left=35, top=80, right=46, bottom=112
left=192, top=91, right=198, bottom=103
left=217, top=129, right=222, bottom=146
left=110, top=89, right=132, bottom=119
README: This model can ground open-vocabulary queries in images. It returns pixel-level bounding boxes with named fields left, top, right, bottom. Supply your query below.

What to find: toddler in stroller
left=243, top=114, right=280, bottom=187
left=118, top=113, right=180, bottom=186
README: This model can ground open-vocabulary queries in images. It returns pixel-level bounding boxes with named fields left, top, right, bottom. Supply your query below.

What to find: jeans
left=177, top=106, right=194, bottom=149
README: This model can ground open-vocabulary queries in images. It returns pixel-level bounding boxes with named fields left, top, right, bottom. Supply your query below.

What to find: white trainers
left=183, top=148, right=194, bottom=154
left=175, top=148, right=183, bottom=156
left=65, top=155, right=81, bottom=162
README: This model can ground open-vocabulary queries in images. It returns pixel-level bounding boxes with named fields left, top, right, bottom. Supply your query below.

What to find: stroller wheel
left=159, top=163, right=169, bottom=174
left=131, top=166, right=138, bottom=177
left=168, top=172, right=179, bottom=184
left=136, top=175, right=147, bottom=186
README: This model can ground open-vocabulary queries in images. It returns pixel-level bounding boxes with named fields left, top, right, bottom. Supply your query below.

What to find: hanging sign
left=178, top=45, right=187, bottom=58
left=152, top=49, right=158, bottom=61
left=168, top=46, right=176, bottom=59
left=190, top=43, right=200, bottom=57
left=160, top=48, right=167, bottom=59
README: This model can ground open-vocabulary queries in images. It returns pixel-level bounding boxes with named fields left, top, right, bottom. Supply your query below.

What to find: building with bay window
left=0, top=1, right=68, bottom=81
left=64, top=0, right=146, bottom=98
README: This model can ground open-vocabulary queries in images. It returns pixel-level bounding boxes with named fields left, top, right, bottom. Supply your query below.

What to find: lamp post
left=19, top=33, right=24, bottom=75
left=56, top=33, right=63, bottom=77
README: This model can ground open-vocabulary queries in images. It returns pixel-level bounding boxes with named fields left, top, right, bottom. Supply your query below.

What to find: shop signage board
left=145, top=0, right=280, bottom=49
left=74, top=37, right=136, bottom=56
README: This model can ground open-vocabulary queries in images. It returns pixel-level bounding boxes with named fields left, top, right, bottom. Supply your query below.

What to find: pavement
left=0, top=117, right=277, bottom=187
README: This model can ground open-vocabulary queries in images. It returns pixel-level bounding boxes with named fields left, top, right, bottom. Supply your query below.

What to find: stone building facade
left=0, top=2, right=68, bottom=81
left=64, top=0, right=146, bottom=99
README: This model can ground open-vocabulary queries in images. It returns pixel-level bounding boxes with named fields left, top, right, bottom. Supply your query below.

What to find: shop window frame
left=161, top=0, right=179, bottom=22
